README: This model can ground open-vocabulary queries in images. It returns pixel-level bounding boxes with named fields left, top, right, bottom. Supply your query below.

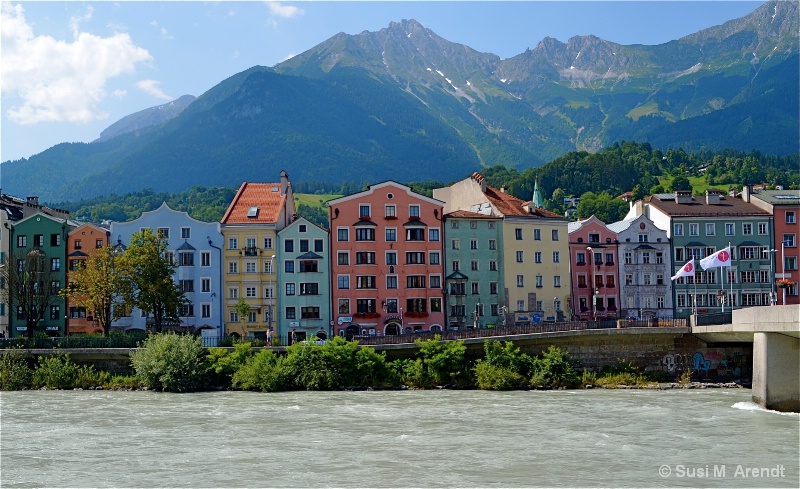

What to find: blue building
left=277, top=217, right=331, bottom=344
left=110, top=203, right=224, bottom=342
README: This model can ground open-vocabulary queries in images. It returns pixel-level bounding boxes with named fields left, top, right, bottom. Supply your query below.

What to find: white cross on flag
left=671, top=259, right=695, bottom=281
left=700, top=247, right=732, bottom=269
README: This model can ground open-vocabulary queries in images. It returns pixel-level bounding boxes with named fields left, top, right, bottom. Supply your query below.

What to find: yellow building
left=433, top=173, right=570, bottom=322
left=220, top=172, right=296, bottom=339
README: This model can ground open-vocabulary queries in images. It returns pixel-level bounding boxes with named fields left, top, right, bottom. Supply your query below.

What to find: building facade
left=633, top=190, right=773, bottom=316
left=608, top=214, right=673, bottom=319
left=328, top=181, right=445, bottom=338
left=220, top=173, right=296, bottom=340
left=568, top=216, right=620, bottom=321
left=433, top=173, right=570, bottom=325
left=110, top=202, right=224, bottom=338
left=277, top=217, right=331, bottom=344
left=66, top=223, right=111, bottom=335
left=442, top=211, right=505, bottom=329
left=747, top=188, right=799, bottom=305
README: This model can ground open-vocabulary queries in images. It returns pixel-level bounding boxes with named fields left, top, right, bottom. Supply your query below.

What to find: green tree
left=117, top=229, right=185, bottom=333
left=60, top=245, right=127, bottom=336
left=576, top=192, right=629, bottom=223
left=0, top=249, right=58, bottom=338
left=130, top=332, right=207, bottom=392
left=670, top=175, right=692, bottom=192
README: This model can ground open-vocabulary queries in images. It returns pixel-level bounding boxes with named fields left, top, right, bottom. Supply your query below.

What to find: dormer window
left=247, top=207, right=259, bottom=218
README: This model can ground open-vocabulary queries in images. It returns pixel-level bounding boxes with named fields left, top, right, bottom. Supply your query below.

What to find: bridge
left=692, top=305, right=800, bottom=413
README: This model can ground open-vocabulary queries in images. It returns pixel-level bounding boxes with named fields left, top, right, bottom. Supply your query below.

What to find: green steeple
left=532, top=179, right=543, bottom=208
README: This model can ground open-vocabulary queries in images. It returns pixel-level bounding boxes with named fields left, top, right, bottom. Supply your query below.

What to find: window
left=554, top=276, right=561, bottom=287
left=337, top=276, right=350, bottom=289
left=202, top=304, right=211, bottom=318
left=490, top=282, right=498, bottom=295
left=299, top=239, right=309, bottom=253
left=409, top=205, right=420, bottom=218
left=356, top=228, right=375, bottom=241
left=357, top=299, right=376, bottom=314
left=552, top=251, right=560, bottom=263
left=406, top=298, right=426, bottom=313
left=787, top=211, right=796, bottom=224
left=471, top=282, right=480, bottom=295
left=359, top=204, right=371, bottom=218
left=638, top=234, right=649, bottom=243
left=516, top=275, right=524, bottom=287
left=406, top=275, right=426, bottom=288
left=625, top=274, right=633, bottom=286
left=471, top=260, right=479, bottom=271
left=300, top=283, right=319, bottom=295
left=516, top=251, right=524, bottom=263
left=674, top=224, right=683, bottom=236
left=314, top=239, right=323, bottom=252
left=405, top=228, right=424, bottom=241
left=385, top=205, right=396, bottom=218
left=286, top=307, right=296, bottom=320
left=51, top=258, right=60, bottom=271
left=643, top=274, right=652, bottom=285
left=338, top=299, right=350, bottom=314
left=588, top=233, right=600, bottom=243
left=452, top=260, right=460, bottom=272
left=49, top=304, right=60, bottom=322
left=655, top=274, right=663, bottom=285
left=179, top=252, right=194, bottom=267
left=284, top=261, right=294, bottom=273
left=385, top=228, right=397, bottom=242
left=656, top=252, right=664, bottom=264
left=451, top=239, right=460, bottom=250
left=180, top=227, right=191, bottom=239
left=70, top=306, right=87, bottom=319
left=181, top=280, right=195, bottom=293
left=302, top=307, right=321, bottom=319
left=706, top=223, right=715, bottom=236
left=470, top=221, right=478, bottom=230
left=758, top=223, right=768, bottom=235
left=245, top=286, right=256, bottom=298
left=470, top=239, right=478, bottom=250
left=785, top=256, right=798, bottom=271
left=743, top=223, right=753, bottom=235
left=429, top=252, right=440, bottom=265
left=675, top=248, right=684, bottom=261
left=451, top=221, right=459, bottom=229
left=535, top=252, right=542, bottom=264
left=201, top=252, right=210, bottom=267
left=284, top=240, right=294, bottom=253
left=450, top=282, right=465, bottom=295
left=430, top=298, right=442, bottom=313
left=515, top=228, right=523, bottom=240
left=533, top=229, right=541, bottom=241
left=299, top=260, right=318, bottom=273
left=784, top=234, right=796, bottom=248
left=406, top=252, right=425, bottom=265
left=386, top=275, right=398, bottom=289
left=228, top=237, right=238, bottom=250
left=428, top=228, right=440, bottom=241
left=488, top=239, right=497, bottom=250
left=605, top=253, right=614, bottom=265
left=51, top=234, right=61, bottom=246
left=725, top=223, right=735, bottom=236
left=264, top=237, right=273, bottom=249
left=356, top=252, right=376, bottom=264
left=429, top=275, right=441, bottom=289
left=50, top=281, right=60, bottom=294
left=17, top=235, right=26, bottom=247
left=642, top=252, right=651, bottom=264
left=285, top=283, right=296, bottom=295
left=689, top=223, right=699, bottom=236
left=386, top=251, right=397, bottom=266
left=337, top=252, right=349, bottom=265
left=264, top=286, right=273, bottom=299
left=357, top=276, right=376, bottom=289
left=551, top=229, right=559, bottom=241
left=337, top=228, right=349, bottom=242
left=202, top=278, right=211, bottom=292
left=74, top=240, right=82, bottom=250
left=229, top=287, right=239, bottom=299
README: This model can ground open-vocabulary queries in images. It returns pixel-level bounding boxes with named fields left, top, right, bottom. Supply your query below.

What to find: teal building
left=276, top=217, right=331, bottom=344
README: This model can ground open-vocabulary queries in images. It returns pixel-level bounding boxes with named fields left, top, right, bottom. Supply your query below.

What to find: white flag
left=699, top=247, right=732, bottom=270
left=671, top=259, right=695, bottom=281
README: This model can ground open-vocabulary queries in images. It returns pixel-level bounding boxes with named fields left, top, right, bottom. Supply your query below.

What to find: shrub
left=32, top=353, right=80, bottom=389
left=413, top=335, right=469, bottom=387
left=581, top=370, right=598, bottom=386
left=232, top=349, right=292, bottom=392
left=0, top=350, right=33, bottom=390
left=283, top=337, right=393, bottom=390
left=130, top=333, right=208, bottom=392
left=530, top=346, right=580, bottom=388
left=475, top=363, right=526, bottom=390
left=206, top=342, right=254, bottom=387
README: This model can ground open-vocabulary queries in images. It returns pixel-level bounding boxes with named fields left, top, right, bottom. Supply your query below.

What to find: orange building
left=66, top=223, right=111, bottom=335
left=328, top=181, right=445, bottom=338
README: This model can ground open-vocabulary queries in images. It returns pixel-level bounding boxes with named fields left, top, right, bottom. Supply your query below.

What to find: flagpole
left=721, top=257, right=725, bottom=313
left=693, top=274, right=698, bottom=316
left=729, top=242, right=734, bottom=311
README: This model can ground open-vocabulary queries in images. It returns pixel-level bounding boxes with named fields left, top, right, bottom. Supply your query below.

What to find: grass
left=294, top=193, right=342, bottom=208
left=657, top=175, right=718, bottom=195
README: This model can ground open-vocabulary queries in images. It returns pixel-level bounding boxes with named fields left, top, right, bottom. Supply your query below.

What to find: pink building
left=568, top=216, right=620, bottom=320
left=328, top=182, right=445, bottom=339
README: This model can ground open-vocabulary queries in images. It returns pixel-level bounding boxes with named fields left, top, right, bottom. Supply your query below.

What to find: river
left=1, top=389, right=797, bottom=488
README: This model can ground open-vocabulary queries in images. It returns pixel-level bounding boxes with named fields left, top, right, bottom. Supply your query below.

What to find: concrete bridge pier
left=752, top=332, right=799, bottom=413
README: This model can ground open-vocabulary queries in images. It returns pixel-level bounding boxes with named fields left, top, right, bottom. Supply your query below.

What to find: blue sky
left=0, top=1, right=765, bottom=164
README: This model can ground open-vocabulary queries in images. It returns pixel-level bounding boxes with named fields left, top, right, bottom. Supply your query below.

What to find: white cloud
left=1, top=2, right=152, bottom=124
left=136, top=80, right=172, bottom=100
left=266, top=2, right=303, bottom=19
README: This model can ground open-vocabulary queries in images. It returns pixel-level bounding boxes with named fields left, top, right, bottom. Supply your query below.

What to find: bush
left=282, top=337, right=393, bottom=390
left=130, top=333, right=208, bottom=392
left=232, top=349, right=293, bottom=392
left=413, top=335, right=469, bottom=387
left=530, top=346, right=580, bottom=388
left=206, top=343, right=254, bottom=387
left=0, top=350, right=33, bottom=390
left=474, top=340, right=533, bottom=390
left=32, top=353, right=80, bottom=389
left=474, top=363, right=526, bottom=390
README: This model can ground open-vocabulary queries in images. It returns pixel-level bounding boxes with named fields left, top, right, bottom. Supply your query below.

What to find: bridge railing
left=692, top=312, right=733, bottom=327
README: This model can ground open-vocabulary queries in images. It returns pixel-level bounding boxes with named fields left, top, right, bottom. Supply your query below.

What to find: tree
left=577, top=191, right=629, bottom=223
left=0, top=249, right=58, bottom=338
left=117, top=229, right=186, bottom=333
left=670, top=175, right=692, bottom=192
left=60, top=245, right=127, bottom=336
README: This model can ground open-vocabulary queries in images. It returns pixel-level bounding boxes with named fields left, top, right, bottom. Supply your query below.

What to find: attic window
left=247, top=207, right=259, bottom=218
left=271, top=186, right=279, bottom=192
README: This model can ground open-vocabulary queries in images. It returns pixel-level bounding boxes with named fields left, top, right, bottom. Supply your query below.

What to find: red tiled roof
left=446, top=210, right=501, bottom=219
left=221, top=182, right=286, bottom=224
left=647, top=194, right=771, bottom=217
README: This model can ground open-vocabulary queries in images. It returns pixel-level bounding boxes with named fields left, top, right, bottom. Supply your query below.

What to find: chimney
left=280, top=170, right=289, bottom=196
left=675, top=190, right=692, bottom=204
left=728, top=186, right=737, bottom=197
left=471, top=172, right=487, bottom=193
left=741, top=185, right=751, bottom=203
left=500, top=185, right=508, bottom=194
left=705, top=189, right=721, bottom=205
left=26, top=196, right=39, bottom=206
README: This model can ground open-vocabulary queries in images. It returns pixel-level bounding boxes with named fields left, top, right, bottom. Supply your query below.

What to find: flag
left=699, top=247, right=732, bottom=270
left=671, top=259, right=695, bottom=281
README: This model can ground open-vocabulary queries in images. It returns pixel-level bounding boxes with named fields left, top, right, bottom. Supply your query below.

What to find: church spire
left=532, top=179, right=543, bottom=208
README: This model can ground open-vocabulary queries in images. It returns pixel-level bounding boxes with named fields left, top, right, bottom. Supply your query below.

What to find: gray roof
left=751, top=189, right=800, bottom=206
left=606, top=218, right=636, bottom=234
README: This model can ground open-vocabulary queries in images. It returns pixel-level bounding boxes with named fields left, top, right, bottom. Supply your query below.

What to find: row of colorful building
left=1, top=172, right=797, bottom=343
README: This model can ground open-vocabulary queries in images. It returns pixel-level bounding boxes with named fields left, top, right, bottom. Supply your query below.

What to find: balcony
left=605, top=261, right=615, bottom=266
left=243, top=247, right=260, bottom=257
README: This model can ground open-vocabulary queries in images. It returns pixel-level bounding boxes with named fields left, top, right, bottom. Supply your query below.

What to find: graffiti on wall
left=654, top=349, right=745, bottom=377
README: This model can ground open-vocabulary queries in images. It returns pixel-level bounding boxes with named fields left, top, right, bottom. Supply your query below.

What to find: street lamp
left=764, top=248, right=777, bottom=305
left=268, top=254, right=276, bottom=342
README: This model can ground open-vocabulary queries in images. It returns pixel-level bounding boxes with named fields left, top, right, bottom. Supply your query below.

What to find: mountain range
left=2, top=0, right=797, bottom=203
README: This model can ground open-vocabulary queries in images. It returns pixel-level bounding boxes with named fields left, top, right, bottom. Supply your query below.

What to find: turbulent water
left=1, top=389, right=798, bottom=488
